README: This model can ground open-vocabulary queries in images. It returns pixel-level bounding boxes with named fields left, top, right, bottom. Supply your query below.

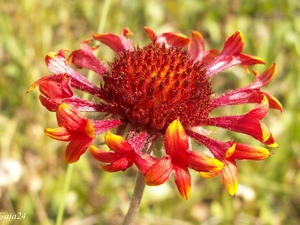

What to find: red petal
left=92, top=119, right=122, bottom=135
left=100, top=157, right=132, bottom=172
left=188, top=30, right=205, bottom=61
left=144, top=26, right=156, bottom=41
left=56, top=103, right=90, bottom=131
left=45, top=50, right=102, bottom=95
left=221, top=31, right=244, bottom=55
left=89, top=145, right=118, bottom=163
left=105, top=132, right=134, bottom=154
left=164, top=119, right=189, bottom=157
left=157, top=32, right=190, bottom=48
left=174, top=166, right=191, bottom=200
left=64, top=135, right=93, bottom=163
left=93, top=28, right=133, bottom=54
left=187, top=150, right=224, bottom=172
left=144, top=156, right=173, bottom=186
left=44, top=127, right=72, bottom=141
left=233, top=143, right=271, bottom=160
left=248, top=63, right=276, bottom=89
left=68, top=41, right=107, bottom=74
left=134, top=153, right=157, bottom=175
left=205, top=97, right=272, bottom=144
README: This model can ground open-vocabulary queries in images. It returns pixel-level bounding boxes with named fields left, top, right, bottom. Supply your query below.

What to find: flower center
left=102, top=42, right=212, bottom=132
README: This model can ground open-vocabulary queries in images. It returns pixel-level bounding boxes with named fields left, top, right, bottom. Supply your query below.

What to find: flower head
left=28, top=27, right=282, bottom=198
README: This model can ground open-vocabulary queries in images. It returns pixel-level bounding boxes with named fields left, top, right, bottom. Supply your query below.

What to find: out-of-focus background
left=0, top=0, right=299, bottom=224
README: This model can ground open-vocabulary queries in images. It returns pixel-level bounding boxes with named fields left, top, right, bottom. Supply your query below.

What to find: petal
left=186, top=129, right=233, bottom=160
left=45, top=50, right=101, bottom=95
left=93, top=28, right=133, bottom=54
left=92, top=119, right=122, bottom=135
left=221, top=31, right=244, bottom=55
left=26, top=75, right=53, bottom=94
left=144, top=26, right=156, bottom=41
left=164, top=119, right=189, bottom=157
left=44, top=127, right=72, bottom=141
left=157, top=32, right=190, bottom=48
left=57, top=103, right=94, bottom=135
left=64, top=135, right=93, bottom=163
left=89, top=145, right=118, bottom=163
left=187, top=150, right=224, bottom=172
left=134, top=153, right=158, bottom=175
left=100, top=157, right=132, bottom=172
left=174, top=166, right=191, bottom=200
left=68, top=39, right=108, bottom=74
left=144, top=156, right=173, bottom=186
left=247, top=63, right=276, bottom=89
left=188, top=30, right=205, bottom=61
left=105, top=132, right=134, bottom=154
left=222, top=159, right=238, bottom=196
left=206, top=54, right=264, bottom=78
left=204, top=97, right=274, bottom=145
left=212, top=89, right=282, bottom=111
left=233, top=143, right=271, bottom=160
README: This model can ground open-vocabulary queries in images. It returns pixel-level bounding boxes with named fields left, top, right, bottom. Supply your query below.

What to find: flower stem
left=55, top=163, right=74, bottom=225
left=122, top=171, right=146, bottom=225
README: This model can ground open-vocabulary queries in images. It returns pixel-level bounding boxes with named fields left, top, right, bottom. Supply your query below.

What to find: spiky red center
left=102, top=42, right=212, bottom=132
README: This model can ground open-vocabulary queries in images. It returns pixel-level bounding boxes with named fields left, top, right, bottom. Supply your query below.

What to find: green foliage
left=0, top=0, right=299, bottom=224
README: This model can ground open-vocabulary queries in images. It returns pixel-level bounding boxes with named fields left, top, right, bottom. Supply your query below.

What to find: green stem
left=55, top=163, right=74, bottom=225
left=122, top=171, right=146, bottom=225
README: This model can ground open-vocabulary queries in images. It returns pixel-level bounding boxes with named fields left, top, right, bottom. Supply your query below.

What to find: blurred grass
left=0, top=0, right=299, bottom=224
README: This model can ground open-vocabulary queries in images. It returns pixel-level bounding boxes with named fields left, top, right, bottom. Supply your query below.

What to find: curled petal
left=44, top=127, right=72, bottom=141
left=188, top=30, right=205, bottom=61
left=93, top=28, right=133, bottom=54
left=99, top=157, right=132, bottom=172
left=174, top=166, right=191, bottom=200
left=57, top=103, right=94, bottom=137
left=89, top=145, right=118, bottom=163
left=105, top=132, right=134, bottom=154
left=221, top=31, right=244, bottom=55
left=248, top=63, right=276, bottom=89
left=68, top=39, right=108, bottom=74
left=144, top=156, right=173, bottom=186
left=222, top=159, right=238, bottom=196
left=157, top=32, right=190, bottom=48
left=144, top=26, right=156, bottom=41
left=64, top=135, right=93, bottom=163
left=45, top=50, right=101, bottom=95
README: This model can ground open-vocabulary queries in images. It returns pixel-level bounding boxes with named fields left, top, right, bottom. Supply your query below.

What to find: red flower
left=29, top=27, right=282, bottom=198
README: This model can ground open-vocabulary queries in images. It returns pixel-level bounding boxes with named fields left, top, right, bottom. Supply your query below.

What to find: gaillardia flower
left=28, top=27, right=282, bottom=198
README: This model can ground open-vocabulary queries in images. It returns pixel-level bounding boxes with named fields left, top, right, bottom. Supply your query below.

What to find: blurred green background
left=0, top=0, right=299, bottom=224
